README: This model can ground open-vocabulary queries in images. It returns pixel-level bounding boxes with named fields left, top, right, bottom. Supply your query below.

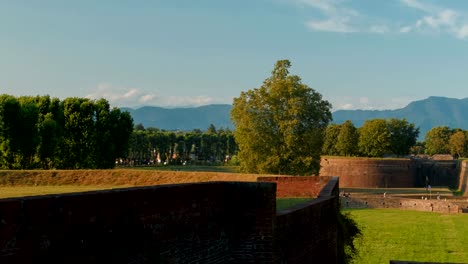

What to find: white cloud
left=400, top=26, right=412, bottom=33
left=85, top=83, right=223, bottom=108
left=288, top=0, right=468, bottom=40
left=369, top=25, right=389, bottom=34
left=297, top=0, right=359, bottom=33
left=399, top=0, right=468, bottom=40
left=340, top=103, right=354, bottom=110
left=86, top=83, right=157, bottom=107
left=306, top=18, right=356, bottom=33
left=164, top=96, right=216, bottom=106
left=331, top=96, right=413, bottom=111
left=456, top=24, right=468, bottom=39
left=400, top=0, right=435, bottom=13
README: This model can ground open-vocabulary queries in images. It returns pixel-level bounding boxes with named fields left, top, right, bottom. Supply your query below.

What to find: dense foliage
left=0, top=95, right=133, bottom=169
left=425, top=126, right=468, bottom=157
left=231, top=60, right=332, bottom=175
left=323, top=118, right=419, bottom=157
left=124, top=124, right=238, bottom=166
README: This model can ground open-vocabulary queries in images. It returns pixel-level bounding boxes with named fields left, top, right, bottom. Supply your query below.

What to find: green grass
left=123, top=165, right=239, bottom=173
left=347, top=209, right=468, bottom=264
left=276, top=198, right=313, bottom=211
left=0, top=185, right=116, bottom=199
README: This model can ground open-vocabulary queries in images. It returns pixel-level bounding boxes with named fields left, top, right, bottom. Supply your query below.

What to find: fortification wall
left=0, top=182, right=276, bottom=263
left=340, top=196, right=465, bottom=214
left=458, top=160, right=468, bottom=196
left=320, top=157, right=460, bottom=189
left=259, top=176, right=339, bottom=263
left=0, top=176, right=342, bottom=264
left=320, top=158, right=416, bottom=188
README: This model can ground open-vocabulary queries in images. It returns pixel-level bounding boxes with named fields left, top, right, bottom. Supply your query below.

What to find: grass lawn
left=347, top=209, right=468, bottom=264
left=276, top=198, right=313, bottom=211
left=122, top=165, right=239, bottom=173
left=0, top=185, right=116, bottom=199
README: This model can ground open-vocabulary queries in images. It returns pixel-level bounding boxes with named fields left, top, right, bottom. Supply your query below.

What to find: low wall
left=0, top=182, right=276, bottom=263
left=340, top=196, right=462, bottom=214
left=258, top=176, right=331, bottom=198
left=1, top=176, right=341, bottom=263
left=458, top=160, right=468, bottom=196
left=320, top=157, right=460, bottom=189
left=259, top=176, right=340, bottom=263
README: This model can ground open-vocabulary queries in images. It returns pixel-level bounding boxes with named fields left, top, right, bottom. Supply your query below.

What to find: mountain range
left=123, top=96, right=468, bottom=138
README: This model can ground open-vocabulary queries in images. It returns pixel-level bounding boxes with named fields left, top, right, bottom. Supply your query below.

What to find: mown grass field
left=0, top=185, right=118, bottom=199
left=347, top=209, right=468, bottom=264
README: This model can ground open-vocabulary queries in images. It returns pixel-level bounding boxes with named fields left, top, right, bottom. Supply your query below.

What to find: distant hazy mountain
left=122, top=104, right=234, bottom=131
left=123, top=96, right=468, bottom=138
left=333, top=96, right=468, bottom=138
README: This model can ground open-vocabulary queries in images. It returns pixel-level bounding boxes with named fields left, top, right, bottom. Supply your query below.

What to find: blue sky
left=1, top=0, right=468, bottom=111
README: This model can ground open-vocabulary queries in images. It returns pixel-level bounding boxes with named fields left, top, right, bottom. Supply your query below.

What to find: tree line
left=124, top=124, right=238, bottom=166
left=322, top=118, right=420, bottom=157
left=0, top=95, right=133, bottom=169
left=420, top=126, right=468, bottom=158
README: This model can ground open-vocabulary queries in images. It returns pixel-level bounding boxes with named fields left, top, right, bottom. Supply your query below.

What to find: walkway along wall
left=0, top=177, right=340, bottom=263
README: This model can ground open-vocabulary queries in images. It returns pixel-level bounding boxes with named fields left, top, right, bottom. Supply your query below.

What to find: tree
left=424, top=126, right=451, bottom=155
left=449, top=130, right=466, bottom=158
left=322, top=124, right=341, bottom=156
left=336, top=120, right=358, bottom=156
left=387, top=118, right=419, bottom=156
left=231, top=60, right=332, bottom=175
left=358, top=119, right=391, bottom=157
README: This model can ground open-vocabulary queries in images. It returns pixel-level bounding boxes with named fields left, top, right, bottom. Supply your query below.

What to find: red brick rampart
left=319, top=157, right=460, bottom=188
left=0, top=182, right=276, bottom=263
left=0, top=177, right=341, bottom=264
left=259, top=176, right=340, bottom=263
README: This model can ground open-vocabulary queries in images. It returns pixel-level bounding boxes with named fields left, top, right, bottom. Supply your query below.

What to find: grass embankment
left=276, top=198, right=313, bottom=211
left=348, top=209, right=468, bottom=264
left=0, top=168, right=260, bottom=199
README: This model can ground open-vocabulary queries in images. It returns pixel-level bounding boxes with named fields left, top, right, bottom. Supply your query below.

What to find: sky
left=1, top=0, right=468, bottom=111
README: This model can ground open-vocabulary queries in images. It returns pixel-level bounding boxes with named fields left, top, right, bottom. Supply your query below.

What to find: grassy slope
left=0, top=168, right=259, bottom=186
left=0, top=168, right=264, bottom=198
left=348, top=209, right=468, bottom=264
left=0, top=186, right=117, bottom=199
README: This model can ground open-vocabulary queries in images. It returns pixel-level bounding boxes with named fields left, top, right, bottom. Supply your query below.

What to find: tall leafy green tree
left=0, top=95, right=21, bottom=168
left=424, top=126, right=451, bottom=155
left=358, top=119, right=391, bottom=157
left=17, top=97, right=40, bottom=168
left=336, top=120, right=358, bottom=156
left=322, top=124, right=341, bottom=156
left=387, top=118, right=419, bottom=156
left=449, top=130, right=466, bottom=158
left=231, top=60, right=332, bottom=175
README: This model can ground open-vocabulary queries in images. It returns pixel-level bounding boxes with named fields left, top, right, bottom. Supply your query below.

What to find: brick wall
left=319, top=157, right=459, bottom=188
left=458, top=160, right=468, bottom=196
left=259, top=176, right=340, bottom=263
left=340, top=196, right=464, bottom=214
left=0, top=182, right=276, bottom=264
left=257, top=176, right=331, bottom=198
left=0, top=177, right=341, bottom=264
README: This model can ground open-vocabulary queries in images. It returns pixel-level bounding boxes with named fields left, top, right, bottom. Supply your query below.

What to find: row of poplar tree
left=0, top=95, right=133, bottom=169
left=125, top=124, right=238, bottom=166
